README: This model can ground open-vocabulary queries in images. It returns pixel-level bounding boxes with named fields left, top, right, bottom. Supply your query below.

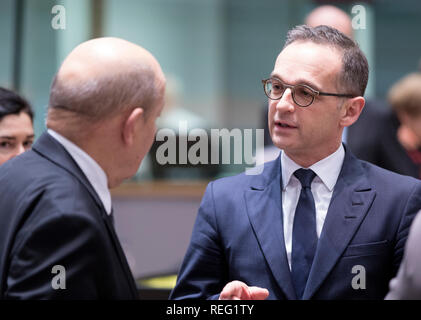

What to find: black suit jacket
left=0, top=132, right=138, bottom=299
left=347, top=100, right=419, bottom=178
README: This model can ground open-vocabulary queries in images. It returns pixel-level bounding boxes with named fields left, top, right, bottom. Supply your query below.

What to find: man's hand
left=219, top=280, right=269, bottom=300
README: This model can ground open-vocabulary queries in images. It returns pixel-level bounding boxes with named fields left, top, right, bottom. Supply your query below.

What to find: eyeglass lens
left=265, top=79, right=315, bottom=106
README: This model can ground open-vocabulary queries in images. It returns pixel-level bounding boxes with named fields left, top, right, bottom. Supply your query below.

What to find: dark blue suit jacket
left=170, top=147, right=421, bottom=299
left=0, top=132, right=138, bottom=299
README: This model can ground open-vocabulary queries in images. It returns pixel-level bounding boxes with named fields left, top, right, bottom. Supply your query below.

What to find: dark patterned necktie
left=291, top=168, right=318, bottom=299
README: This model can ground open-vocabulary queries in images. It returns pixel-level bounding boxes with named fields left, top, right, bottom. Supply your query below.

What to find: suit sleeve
left=386, top=211, right=421, bottom=299
left=5, top=212, right=107, bottom=299
left=392, top=183, right=421, bottom=276
left=170, top=182, right=227, bottom=300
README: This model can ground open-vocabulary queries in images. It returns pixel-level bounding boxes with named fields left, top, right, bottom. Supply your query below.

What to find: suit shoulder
left=210, top=159, right=278, bottom=192
left=0, top=150, right=98, bottom=219
left=11, top=149, right=84, bottom=186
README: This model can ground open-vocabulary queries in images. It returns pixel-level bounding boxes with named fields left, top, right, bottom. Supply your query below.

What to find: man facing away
left=0, top=37, right=166, bottom=299
left=170, top=25, right=421, bottom=300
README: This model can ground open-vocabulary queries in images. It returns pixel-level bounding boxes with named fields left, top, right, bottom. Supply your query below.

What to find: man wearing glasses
left=170, top=25, right=421, bottom=300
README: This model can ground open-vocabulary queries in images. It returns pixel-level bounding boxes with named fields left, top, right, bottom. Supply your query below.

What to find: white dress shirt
left=47, top=129, right=112, bottom=215
left=281, top=144, right=345, bottom=270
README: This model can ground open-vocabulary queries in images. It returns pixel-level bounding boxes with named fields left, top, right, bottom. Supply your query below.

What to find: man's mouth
left=275, top=120, right=297, bottom=129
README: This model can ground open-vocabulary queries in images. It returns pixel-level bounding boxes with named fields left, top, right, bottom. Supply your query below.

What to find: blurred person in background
left=385, top=73, right=421, bottom=178
left=306, top=5, right=392, bottom=166
left=386, top=210, right=421, bottom=299
left=0, top=87, right=34, bottom=166
left=348, top=69, right=421, bottom=179
left=380, top=73, right=421, bottom=300
left=305, top=5, right=353, bottom=38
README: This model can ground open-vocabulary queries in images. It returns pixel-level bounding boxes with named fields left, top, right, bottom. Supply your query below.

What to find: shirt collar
left=47, top=129, right=112, bottom=215
left=281, top=144, right=345, bottom=192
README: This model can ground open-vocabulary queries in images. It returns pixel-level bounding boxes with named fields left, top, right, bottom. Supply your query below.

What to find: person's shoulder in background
left=347, top=99, right=403, bottom=169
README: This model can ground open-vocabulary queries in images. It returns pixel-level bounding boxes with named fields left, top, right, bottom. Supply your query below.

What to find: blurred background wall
left=4, top=0, right=421, bottom=142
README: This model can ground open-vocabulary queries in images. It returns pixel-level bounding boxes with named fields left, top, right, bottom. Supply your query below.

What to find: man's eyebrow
left=26, top=134, right=35, bottom=139
left=269, top=73, right=322, bottom=92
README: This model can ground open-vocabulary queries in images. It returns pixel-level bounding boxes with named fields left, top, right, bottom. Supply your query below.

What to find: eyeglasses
left=262, top=78, right=356, bottom=107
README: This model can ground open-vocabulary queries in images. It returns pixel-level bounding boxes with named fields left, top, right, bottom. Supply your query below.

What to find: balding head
left=305, top=5, right=353, bottom=39
left=47, top=37, right=165, bottom=135
left=47, top=37, right=166, bottom=187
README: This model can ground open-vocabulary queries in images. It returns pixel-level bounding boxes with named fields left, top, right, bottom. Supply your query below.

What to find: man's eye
left=272, top=83, right=284, bottom=92
left=297, top=87, right=312, bottom=97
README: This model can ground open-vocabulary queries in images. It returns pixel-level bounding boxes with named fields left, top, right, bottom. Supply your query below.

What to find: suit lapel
left=101, top=209, right=139, bottom=296
left=33, top=132, right=138, bottom=297
left=245, top=156, right=297, bottom=299
left=303, top=148, right=376, bottom=299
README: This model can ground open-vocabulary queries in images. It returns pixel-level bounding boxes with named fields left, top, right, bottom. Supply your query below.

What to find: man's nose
left=275, top=88, right=295, bottom=112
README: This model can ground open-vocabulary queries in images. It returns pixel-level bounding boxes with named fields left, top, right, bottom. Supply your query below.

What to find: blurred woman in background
left=388, top=72, right=421, bottom=178
left=0, top=87, right=34, bottom=165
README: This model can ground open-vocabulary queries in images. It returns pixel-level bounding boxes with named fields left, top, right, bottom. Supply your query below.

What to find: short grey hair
left=48, top=65, right=161, bottom=121
left=284, top=25, right=369, bottom=97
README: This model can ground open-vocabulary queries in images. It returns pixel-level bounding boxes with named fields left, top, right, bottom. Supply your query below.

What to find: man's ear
left=340, top=96, right=365, bottom=128
left=122, top=107, right=144, bottom=146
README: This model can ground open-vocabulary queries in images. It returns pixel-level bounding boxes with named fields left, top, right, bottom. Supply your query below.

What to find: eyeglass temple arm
left=318, top=92, right=356, bottom=98
left=262, top=79, right=356, bottom=98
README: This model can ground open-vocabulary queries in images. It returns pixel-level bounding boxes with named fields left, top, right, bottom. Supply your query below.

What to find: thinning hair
left=284, top=25, right=369, bottom=97
left=47, top=64, right=162, bottom=128
left=388, top=73, right=421, bottom=117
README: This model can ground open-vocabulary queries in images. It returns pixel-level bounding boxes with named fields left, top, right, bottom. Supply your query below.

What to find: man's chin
left=271, top=137, right=292, bottom=151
